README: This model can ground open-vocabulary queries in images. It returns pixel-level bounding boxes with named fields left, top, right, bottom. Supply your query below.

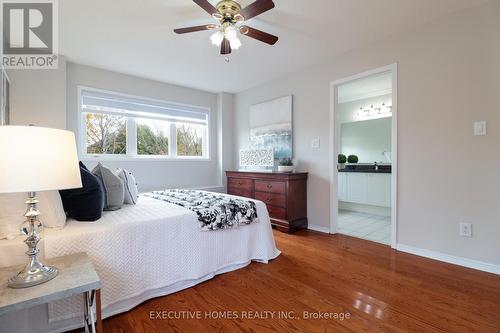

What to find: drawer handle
left=238, top=182, right=242, bottom=185
left=267, top=198, right=272, bottom=202
left=267, top=184, right=273, bottom=189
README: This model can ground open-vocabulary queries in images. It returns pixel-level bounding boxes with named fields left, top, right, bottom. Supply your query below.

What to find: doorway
left=329, top=65, right=397, bottom=248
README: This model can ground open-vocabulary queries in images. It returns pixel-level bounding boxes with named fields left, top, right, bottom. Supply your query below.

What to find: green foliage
left=137, top=123, right=169, bottom=155
left=86, top=113, right=206, bottom=157
left=338, top=154, right=347, bottom=164
left=279, top=158, right=293, bottom=166
left=347, top=155, right=359, bottom=163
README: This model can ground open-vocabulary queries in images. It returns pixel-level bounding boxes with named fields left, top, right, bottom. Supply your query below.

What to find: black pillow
left=59, top=162, right=105, bottom=221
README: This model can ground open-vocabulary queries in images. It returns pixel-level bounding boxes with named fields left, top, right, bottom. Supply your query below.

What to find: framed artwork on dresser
left=0, top=68, right=10, bottom=126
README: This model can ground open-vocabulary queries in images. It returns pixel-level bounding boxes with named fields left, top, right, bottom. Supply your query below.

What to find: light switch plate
left=459, top=223, right=473, bottom=237
left=311, top=138, right=320, bottom=149
left=474, top=121, right=486, bottom=136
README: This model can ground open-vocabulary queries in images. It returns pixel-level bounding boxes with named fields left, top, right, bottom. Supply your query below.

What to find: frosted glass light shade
left=210, top=31, right=224, bottom=46
left=224, top=26, right=237, bottom=41
left=0, top=126, right=82, bottom=193
left=230, top=37, right=242, bottom=50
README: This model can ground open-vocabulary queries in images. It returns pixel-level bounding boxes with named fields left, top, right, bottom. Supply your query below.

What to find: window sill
left=81, top=155, right=211, bottom=162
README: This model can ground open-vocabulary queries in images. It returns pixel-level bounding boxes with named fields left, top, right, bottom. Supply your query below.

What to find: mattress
left=0, top=194, right=280, bottom=333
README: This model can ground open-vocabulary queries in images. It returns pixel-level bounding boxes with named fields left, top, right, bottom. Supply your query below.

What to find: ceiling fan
left=174, top=0, right=278, bottom=56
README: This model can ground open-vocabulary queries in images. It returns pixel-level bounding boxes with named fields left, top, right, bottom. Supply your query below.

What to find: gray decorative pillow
left=117, top=168, right=139, bottom=204
left=92, top=163, right=124, bottom=211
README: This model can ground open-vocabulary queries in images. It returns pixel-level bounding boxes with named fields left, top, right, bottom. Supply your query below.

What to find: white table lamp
left=0, top=126, right=82, bottom=288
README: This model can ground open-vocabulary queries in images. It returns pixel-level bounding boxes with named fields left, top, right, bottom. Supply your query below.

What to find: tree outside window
left=86, top=113, right=126, bottom=154
left=176, top=123, right=204, bottom=156
left=137, top=118, right=169, bottom=156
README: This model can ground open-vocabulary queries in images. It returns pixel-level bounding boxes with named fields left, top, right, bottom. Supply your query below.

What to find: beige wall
left=234, top=1, right=500, bottom=266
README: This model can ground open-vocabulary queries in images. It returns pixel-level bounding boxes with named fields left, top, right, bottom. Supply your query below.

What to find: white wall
left=234, top=1, right=500, bottom=266
left=7, top=57, right=67, bottom=129
left=340, top=117, right=392, bottom=163
left=217, top=92, right=234, bottom=189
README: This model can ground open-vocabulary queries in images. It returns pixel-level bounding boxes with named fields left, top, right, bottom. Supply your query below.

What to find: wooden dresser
left=226, top=171, right=308, bottom=233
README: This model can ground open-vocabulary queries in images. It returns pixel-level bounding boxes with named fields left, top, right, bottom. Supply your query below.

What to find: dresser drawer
left=227, top=187, right=253, bottom=198
left=255, top=181, right=286, bottom=194
left=255, top=191, right=286, bottom=208
left=267, top=205, right=287, bottom=220
left=227, top=178, right=253, bottom=191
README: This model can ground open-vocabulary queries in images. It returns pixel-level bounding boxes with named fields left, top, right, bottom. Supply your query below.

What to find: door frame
left=329, top=64, right=398, bottom=248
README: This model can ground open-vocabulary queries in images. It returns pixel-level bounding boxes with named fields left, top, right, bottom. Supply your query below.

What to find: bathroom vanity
left=338, top=165, right=391, bottom=207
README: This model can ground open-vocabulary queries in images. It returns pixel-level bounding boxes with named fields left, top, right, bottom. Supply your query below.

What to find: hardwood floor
left=77, top=230, right=500, bottom=333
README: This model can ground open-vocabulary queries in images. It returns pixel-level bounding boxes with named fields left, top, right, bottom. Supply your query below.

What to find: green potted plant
left=278, top=157, right=294, bottom=173
left=347, top=155, right=359, bottom=164
left=338, top=154, right=347, bottom=170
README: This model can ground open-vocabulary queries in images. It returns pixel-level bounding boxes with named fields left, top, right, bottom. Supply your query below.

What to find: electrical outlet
left=459, top=223, right=472, bottom=237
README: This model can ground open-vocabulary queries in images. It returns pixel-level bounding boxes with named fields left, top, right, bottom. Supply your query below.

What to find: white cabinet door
left=367, top=173, right=391, bottom=207
left=337, top=172, right=348, bottom=201
left=347, top=173, right=368, bottom=204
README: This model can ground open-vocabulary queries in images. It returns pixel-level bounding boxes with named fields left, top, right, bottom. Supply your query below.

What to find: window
left=137, top=118, right=170, bottom=156
left=80, top=88, right=209, bottom=159
left=176, top=122, right=205, bottom=157
left=85, top=113, right=126, bottom=155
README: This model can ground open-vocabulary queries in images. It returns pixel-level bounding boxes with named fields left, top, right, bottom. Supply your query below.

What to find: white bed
left=0, top=193, right=280, bottom=333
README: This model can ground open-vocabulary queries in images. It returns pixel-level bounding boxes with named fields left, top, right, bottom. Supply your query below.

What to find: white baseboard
left=396, top=244, right=500, bottom=275
left=308, top=224, right=330, bottom=234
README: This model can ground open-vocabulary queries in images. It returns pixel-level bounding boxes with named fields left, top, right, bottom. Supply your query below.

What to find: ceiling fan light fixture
left=175, top=0, right=278, bottom=57
left=229, top=37, right=242, bottom=50
left=224, top=26, right=238, bottom=41
left=212, top=13, right=223, bottom=20
left=210, top=31, right=224, bottom=46
left=234, top=13, right=244, bottom=22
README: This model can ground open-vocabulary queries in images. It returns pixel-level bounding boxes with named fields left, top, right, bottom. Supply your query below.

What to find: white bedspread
left=0, top=194, right=280, bottom=333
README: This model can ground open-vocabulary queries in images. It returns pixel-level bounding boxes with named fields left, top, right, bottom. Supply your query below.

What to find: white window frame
left=78, top=86, right=211, bottom=161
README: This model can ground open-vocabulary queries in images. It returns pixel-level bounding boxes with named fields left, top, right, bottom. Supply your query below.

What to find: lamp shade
left=0, top=126, right=82, bottom=193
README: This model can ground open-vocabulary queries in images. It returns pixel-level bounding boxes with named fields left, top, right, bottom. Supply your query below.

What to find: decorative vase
left=278, top=165, right=294, bottom=173
left=338, top=163, right=346, bottom=170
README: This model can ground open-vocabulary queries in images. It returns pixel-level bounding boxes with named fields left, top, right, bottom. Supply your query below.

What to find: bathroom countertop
left=338, top=165, right=392, bottom=173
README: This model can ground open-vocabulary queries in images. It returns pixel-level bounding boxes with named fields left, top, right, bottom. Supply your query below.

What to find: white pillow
left=39, top=191, right=67, bottom=229
left=117, top=168, right=139, bottom=204
left=0, top=191, right=67, bottom=239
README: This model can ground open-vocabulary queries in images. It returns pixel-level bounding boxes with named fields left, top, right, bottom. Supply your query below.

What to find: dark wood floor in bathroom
left=70, top=229, right=500, bottom=333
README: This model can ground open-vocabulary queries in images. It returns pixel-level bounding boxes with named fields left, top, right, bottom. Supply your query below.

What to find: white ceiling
left=59, top=0, right=485, bottom=93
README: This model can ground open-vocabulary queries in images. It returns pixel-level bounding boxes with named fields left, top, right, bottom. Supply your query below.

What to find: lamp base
left=8, top=261, right=58, bottom=289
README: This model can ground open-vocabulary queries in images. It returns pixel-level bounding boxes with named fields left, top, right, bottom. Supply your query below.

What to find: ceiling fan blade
left=193, top=0, right=218, bottom=15
left=174, top=24, right=216, bottom=34
left=221, top=38, right=231, bottom=55
left=239, top=26, right=278, bottom=45
left=238, top=0, right=275, bottom=21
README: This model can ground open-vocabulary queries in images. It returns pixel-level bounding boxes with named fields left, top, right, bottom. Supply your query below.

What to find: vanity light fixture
left=356, top=103, right=393, bottom=120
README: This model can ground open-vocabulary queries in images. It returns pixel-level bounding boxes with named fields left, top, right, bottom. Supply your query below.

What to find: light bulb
left=230, top=37, right=242, bottom=50
left=210, top=31, right=224, bottom=47
left=225, top=26, right=238, bottom=42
